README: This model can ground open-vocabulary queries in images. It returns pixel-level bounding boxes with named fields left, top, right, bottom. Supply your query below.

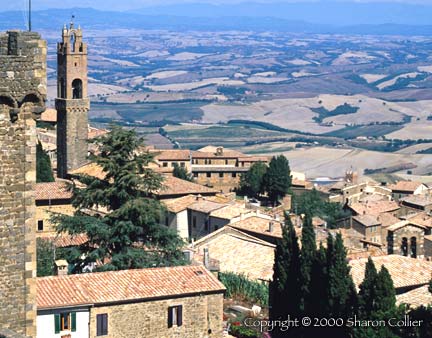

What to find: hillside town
left=1, top=16, right=432, bottom=338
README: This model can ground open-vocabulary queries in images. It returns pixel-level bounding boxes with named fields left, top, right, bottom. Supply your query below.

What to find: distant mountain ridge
left=2, top=7, right=432, bottom=36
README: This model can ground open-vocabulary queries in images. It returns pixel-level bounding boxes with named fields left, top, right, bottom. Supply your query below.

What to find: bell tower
left=56, top=21, right=89, bottom=178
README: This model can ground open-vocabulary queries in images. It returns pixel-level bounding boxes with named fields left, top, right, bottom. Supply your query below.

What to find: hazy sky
left=4, top=0, right=432, bottom=12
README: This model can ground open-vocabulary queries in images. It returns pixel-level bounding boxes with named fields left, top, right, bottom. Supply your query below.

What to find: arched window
left=0, top=95, right=16, bottom=108
left=20, top=93, right=42, bottom=107
left=401, top=237, right=408, bottom=256
left=70, top=33, right=76, bottom=52
left=72, top=79, right=83, bottom=99
left=410, top=237, right=417, bottom=258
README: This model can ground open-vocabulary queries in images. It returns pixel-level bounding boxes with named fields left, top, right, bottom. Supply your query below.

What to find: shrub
left=219, top=272, right=268, bottom=306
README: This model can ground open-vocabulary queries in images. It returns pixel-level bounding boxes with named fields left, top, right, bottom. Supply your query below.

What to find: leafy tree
left=172, top=163, right=193, bottom=182
left=292, top=189, right=349, bottom=228
left=239, top=161, right=267, bottom=197
left=269, top=215, right=302, bottom=338
left=300, top=213, right=316, bottom=314
left=36, top=141, right=54, bottom=183
left=53, top=126, right=185, bottom=272
left=36, top=238, right=55, bottom=277
left=262, top=155, right=292, bottom=205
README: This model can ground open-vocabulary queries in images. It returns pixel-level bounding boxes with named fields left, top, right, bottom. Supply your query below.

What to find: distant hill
left=2, top=7, right=432, bottom=35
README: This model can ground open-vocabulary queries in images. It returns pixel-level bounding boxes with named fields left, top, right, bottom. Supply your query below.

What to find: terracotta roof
left=388, top=181, right=425, bottom=193
left=210, top=204, right=251, bottom=220
left=401, top=195, right=432, bottom=208
left=378, top=212, right=400, bottom=228
left=156, top=175, right=218, bottom=197
left=396, top=285, right=432, bottom=308
left=349, top=200, right=400, bottom=216
left=88, top=126, right=108, bottom=139
left=349, top=255, right=432, bottom=290
left=192, top=146, right=246, bottom=159
left=188, top=199, right=226, bottom=214
left=230, top=215, right=283, bottom=239
left=40, top=108, right=57, bottom=123
left=154, top=150, right=191, bottom=161
left=386, top=220, right=426, bottom=232
left=353, top=214, right=380, bottom=227
left=35, top=181, right=72, bottom=201
left=70, top=162, right=106, bottom=180
left=37, top=265, right=225, bottom=309
left=237, top=156, right=269, bottom=162
left=38, top=234, right=89, bottom=248
left=164, top=195, right=199, bottom=213
left=192, top=226, right=275, bottom=281
left=405, top=212, right=432, bottom=229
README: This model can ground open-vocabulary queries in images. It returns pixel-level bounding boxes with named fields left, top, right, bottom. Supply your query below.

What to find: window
left=219, top=173, right=224, bottom=178
left=72, top=79, right=83, bottom=99
left=401, top=237, right=408, bottom=256
left=171, top=162, right=176, bottom=167
left=225, top=160, right=228, bottom=165
left=97, top=313, right=108, bottom=336
left=193, top=172, right=198, bottom=178
left=232, top=173, right=236, bottom=178
left=180, top=162, right=185, bottom=168
left=54, top=312, right=76, bottom=333
left=37, top=220, right=44, bottom=231
left=168, top=305, right=183, bottom=328
left=411, top=237, right=417, bottom=258
left=206, top=172, right=211, bottom=178
left=163, top=162, right=168, bottom=167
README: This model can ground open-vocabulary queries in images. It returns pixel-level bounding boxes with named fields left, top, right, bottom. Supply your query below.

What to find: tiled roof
left=405, top=212, right=432, bottom=229
left=70, top=163, right=106, bottom=180
left=192, top=226, right=275, bottom=281
left=210, top=204, right=251, bottom=220
left=154, top=150, right=191, bottom=161
left=401, top=195, right=432, bottom=208
left=191, top=166, right=249, bottom=172
left=35, top=181, right=73, bottom=201
left=349, top=200, right=400, bottom=216
left=156, top=175, right=218, bottom=197
left=388, top=181, right=425, bottom=193
left=230, top=216, right=283, bottom=239
left=237, top=156, right=269, bottom=162
left=37, top=265, right=225, bottom=309
left=386, top=220, right=426, bottom=232
left=349, top=255, right=432, bottom=290
left=353, top=214, right=380, bottom=227
left=188, top=199, right=226, bottom=214
left=378, top=212, right=400, bottom=228
left=164, top=195, right=199, bottom=213
left=396, top=285, right=432, bottom=308
left=37, top=234, right=89, bottom=248
left=40, top=108, right=57, bottom=123
left=88, top=127, right=108, bottom=139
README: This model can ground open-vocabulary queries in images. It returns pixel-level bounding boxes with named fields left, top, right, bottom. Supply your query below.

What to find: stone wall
left=0, top=30, right=47, bottom=338
left=89, top=293, right=224, bottom=338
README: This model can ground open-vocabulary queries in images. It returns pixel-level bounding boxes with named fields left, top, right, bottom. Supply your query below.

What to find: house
left=396, top=285, right=432, bottom=308
left=35, top=181, right=74, bottom=235
left=351, top=215, right=382, bottom=244
left=153, top=149, right=192, bottom=172
left=229, top=214, right=284, bottom=244
left=346, top=200, right=400, bottom=217
left=190, top=226, right=276, bottom=282
left=386, top=221, right=426, bottom=258
left=400, top=195, right=432, bottom=214
left=349, top=255, right=432, bottom=294
left=36, top=266, right=225, bottom=338
left=388, top=181, right=429, bottom=201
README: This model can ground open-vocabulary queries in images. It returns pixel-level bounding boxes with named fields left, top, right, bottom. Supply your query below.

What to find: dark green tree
left=53, top=126, right=185, bottom=272
left=36, top=141, right=54, bottom=183
left=358, top=257, right=379, bottom=316
left=239, top=161, right=267, bottom=198
left=375, top=266, right=397, bottom=314
left=269, top=215, right=302, bottom=338
left=308, top=242, right=328, bottom=317
left=300, top=213, right=316, bottom=314
left=172, top=163, right=193, bottom=182
left=36, top=238, right=55, bottom=277
left=262, top=155, right=291, bottom=205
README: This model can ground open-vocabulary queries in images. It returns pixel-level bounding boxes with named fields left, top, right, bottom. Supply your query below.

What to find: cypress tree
left=358, top=257, right=379, bottom=316
left=308, top=242, right=328, bottom=317
left=300, top=213, right=316, bottom=314
left=36, top=141, right=54, bottom=183
left=269, top=215, right=301, bottom=338
left=375, top=266, right=397, bottom=315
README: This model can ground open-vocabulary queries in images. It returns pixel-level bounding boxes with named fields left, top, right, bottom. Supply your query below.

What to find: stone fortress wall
left=0, top=30, right=47, bottom=338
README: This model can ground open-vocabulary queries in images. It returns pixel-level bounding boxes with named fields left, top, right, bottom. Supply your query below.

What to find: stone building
left=0, top=30, right=47, bottom=338
left=36, top=266, right=225, bottom=338
left=386, top=221, right=426, bottom=259
left=56, top=23, right=89, bottom=178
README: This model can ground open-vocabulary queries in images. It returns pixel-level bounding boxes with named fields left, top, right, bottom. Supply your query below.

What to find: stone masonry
left=0, top=30, right=47, bottom=338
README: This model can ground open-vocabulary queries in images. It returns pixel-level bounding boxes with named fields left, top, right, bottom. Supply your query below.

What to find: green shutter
left=54, top=314, right=61, bottom=334
left=71, top=312, right=77, bottom=332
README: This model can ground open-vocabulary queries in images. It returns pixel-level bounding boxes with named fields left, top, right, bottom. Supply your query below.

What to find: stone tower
left=56, top=22, right=89, bottom=178
left=0, top=30, right=47, bottom=338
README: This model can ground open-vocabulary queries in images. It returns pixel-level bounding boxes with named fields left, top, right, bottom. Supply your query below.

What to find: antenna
left=28, top=0, right=31, bottom=32
left=70, top=14, right=75, bottom=29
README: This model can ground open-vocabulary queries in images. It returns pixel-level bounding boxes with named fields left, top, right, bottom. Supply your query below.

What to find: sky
left=4, top=0, right=431, bottom=12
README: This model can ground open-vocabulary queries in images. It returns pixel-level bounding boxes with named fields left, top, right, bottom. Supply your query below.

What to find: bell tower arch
left=56, top=21, right=89, bottom=178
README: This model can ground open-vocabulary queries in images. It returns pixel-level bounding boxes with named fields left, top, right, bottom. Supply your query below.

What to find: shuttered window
left=54, top=312, right=76, bottom=333
left=97, top=313, right=108, bottom=336
left=168, top=305, right=183, bottom=328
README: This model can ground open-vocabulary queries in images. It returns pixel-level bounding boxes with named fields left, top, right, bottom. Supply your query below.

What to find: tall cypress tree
left=269, top=215, right=301, bottom=338
left=300, top=213, right=316, bottom=314
left=375, top=266, right=397, bottom=315
left=358, top=257, right=379, bottom=316
left=36, top=141, right=54, bottom=183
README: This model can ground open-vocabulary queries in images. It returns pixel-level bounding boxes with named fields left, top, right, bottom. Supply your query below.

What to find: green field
left=324, top=124, right=403, bottom=139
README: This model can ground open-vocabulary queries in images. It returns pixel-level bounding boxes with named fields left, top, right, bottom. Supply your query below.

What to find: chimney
left=203, top=248, right=210, bottom=269
left=55, top=260, right=68, bottom=276
left=196, top=194, right=203, bottom=201
left=269, top=221, right=274, bottom=233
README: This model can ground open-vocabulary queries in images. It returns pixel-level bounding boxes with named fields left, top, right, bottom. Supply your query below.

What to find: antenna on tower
left=28, top=0, right=31, bottom=32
